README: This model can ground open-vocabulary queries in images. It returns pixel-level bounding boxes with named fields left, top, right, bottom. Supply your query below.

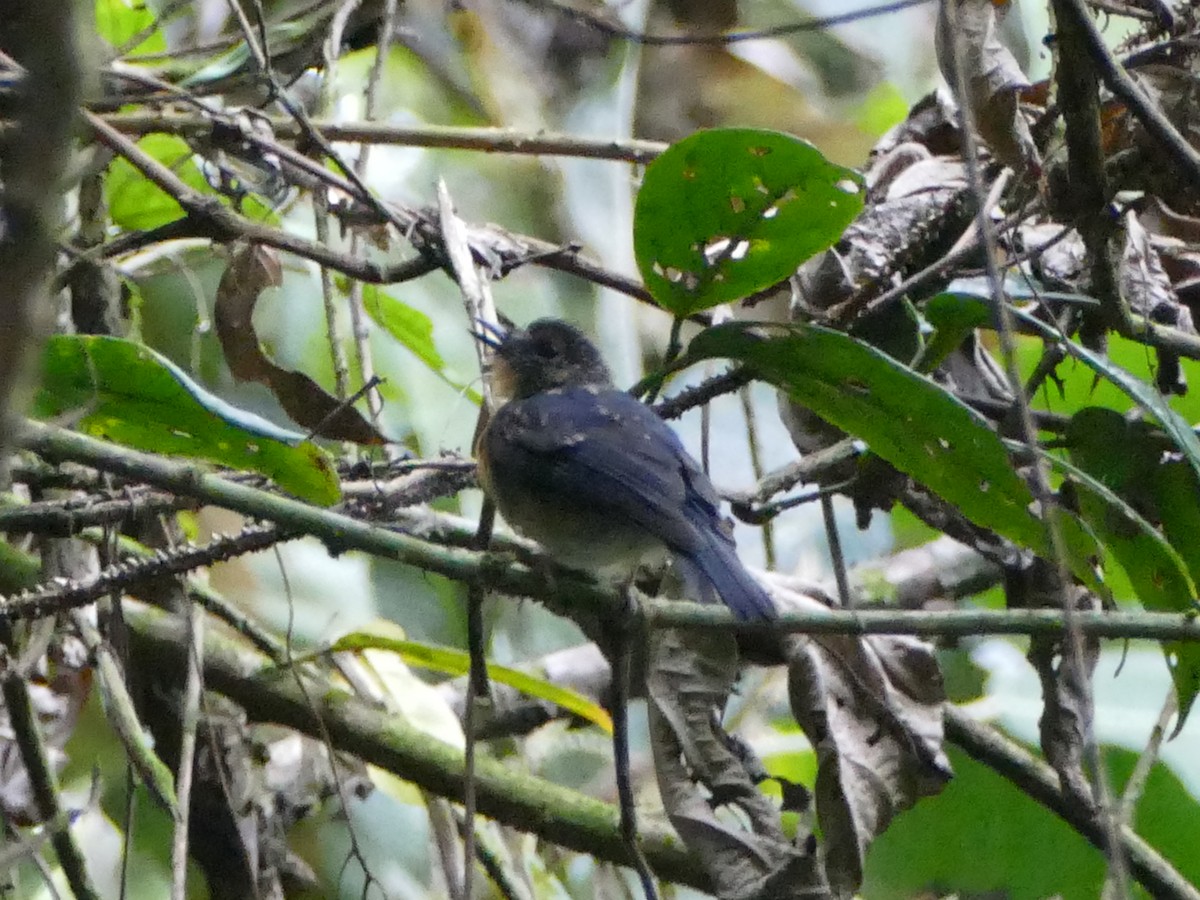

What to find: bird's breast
left=490, top=475, right=665, bottom=573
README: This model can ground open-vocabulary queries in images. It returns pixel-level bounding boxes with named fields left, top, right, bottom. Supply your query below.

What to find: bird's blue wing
left=484, top=387, right=714, bottom=551
left=483, top=387, right=774, bottom=619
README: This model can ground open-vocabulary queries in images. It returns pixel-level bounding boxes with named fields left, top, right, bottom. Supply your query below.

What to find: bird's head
left=482, top=318, right=613, bottom=400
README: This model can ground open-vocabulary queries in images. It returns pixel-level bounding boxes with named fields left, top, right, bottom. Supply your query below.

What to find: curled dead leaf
left=647, top=627, right=829, bottom=900
left=215, top=245, right=386, bottom=444
left=785, top=619, right=952, bottom=895
left=935, top=0, right=1041, bottom=177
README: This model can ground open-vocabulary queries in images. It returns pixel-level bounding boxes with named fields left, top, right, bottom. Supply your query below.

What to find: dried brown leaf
left=647, top=627, right=830, bottom=900
left=785, top=623, right=952, bottom=895
left=936, top=0, right=1041, bottom=176
left=1120, top=211, right=1196, bottom=394
left=215, top=245, right=386, bottom=444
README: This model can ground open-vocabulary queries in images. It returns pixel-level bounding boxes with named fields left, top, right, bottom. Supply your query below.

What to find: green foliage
left=930, top=287, right=1200, bottom=723
left=936, top=288, right=1200, bottom=484
left=33, top=335, right=340, bottom=504
left=95, top=0, right=166, bottom=54
left=21, top=3, right=1200, bottom=896
left=362, top=285, right=480, bottom=402
left=865, top=744, right=1200, bottom=899
left=854, top=82, right=909, bottom=138
left=683, top=322, right=1099, bottom=587
left=1063, top=411, right=1200, bottom=723
left=633, top=128, right=863, bottom=315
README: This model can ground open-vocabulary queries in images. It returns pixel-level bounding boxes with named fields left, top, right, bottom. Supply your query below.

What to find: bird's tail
left=672, top=527, right=775, bottom=621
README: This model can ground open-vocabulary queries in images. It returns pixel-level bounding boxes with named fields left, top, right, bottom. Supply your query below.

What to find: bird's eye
left=534, top=340, right=558, bottom=359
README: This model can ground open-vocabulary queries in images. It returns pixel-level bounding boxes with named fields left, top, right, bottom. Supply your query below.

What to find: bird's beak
left=471, top=318, right=508, bottom=350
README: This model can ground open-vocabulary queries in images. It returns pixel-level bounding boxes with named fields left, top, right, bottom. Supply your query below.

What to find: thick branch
left=124, top=601, right=705, bottom=890
left=16, top=421, right=1200, bottom=645
left=0, top=9, right=81, bottom=478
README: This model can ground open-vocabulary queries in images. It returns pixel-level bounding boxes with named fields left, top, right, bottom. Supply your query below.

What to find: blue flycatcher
left=476, top=318, right=775, bottom=621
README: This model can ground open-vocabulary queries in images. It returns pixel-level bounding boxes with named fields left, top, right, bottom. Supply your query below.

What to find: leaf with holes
left=33, top=335, right=340, bottom=504
left=684, top=322, right=1100, bottom=586
left=634, top=128, right=863, bottom=316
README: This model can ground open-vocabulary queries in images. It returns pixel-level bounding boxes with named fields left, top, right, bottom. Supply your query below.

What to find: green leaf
left=95, top=0, right=166, bottom=54
left=0, top=539, right=39, bottom=594
left=1152, top=462, right=1200, bottom=597
left=1063, top=408, right=1200, bottom=726
left=866, top=744, right=1200, bottom=899
left=633, top=128, right=863, bottom=315
left=362, top=286, right=445, bottom=372
left=105, top=134, right=210, bottom=231
left=95, top=639, right=179, bottom=817
left=921, top=291, right=994, bottom=372
left=933, top=285, right=1200, bottom=488
left=684, top=322, right=1099, bottom=585
left=178, top=43, right=254, bottom=88
left=33, top=335, right=340, bottom=505
left=329, top=633, right=613, bottom=734
left=362, top=286, right=481, bottom=402
left=1014, top=303, right=1200, bottom=485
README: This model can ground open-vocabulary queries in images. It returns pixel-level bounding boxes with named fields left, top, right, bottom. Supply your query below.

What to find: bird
left=474, top=318, right=776, bottom=621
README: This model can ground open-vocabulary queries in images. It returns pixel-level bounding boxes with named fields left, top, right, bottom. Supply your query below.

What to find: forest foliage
left=3, top=1, right=1200, bottom=899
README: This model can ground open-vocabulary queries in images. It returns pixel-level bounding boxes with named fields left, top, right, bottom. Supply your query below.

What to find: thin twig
left=609, top=593, right=658, bottom=900
left=101, top=112, right=668, bottom=163
left=437, top=178, right=499, bottom=898
left=0, top=517, right=287, bottom=621
left=0, top=628, right=100, bottom=899
left=343, top=0, right=399, bottom=432
left=529, top=0, right=933, bottom=46
left=313, top=193, right=352, bottom=401
left=272, top=542, right=382, bottom=895
left=736, top=386, right=775, bottom=569
left=820, top=494, right=852, bottom=608
left=0, top=489, right=193, bottom=535
left=1116, top=689, right=1177, bottom=825
left=170, top=596, right=204, bottom=900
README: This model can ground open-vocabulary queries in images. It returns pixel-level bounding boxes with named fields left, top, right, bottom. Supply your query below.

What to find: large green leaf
left=866, top=745, right=1200, bottom=899
left=633, top=128, right=863, bottom=315
left=932, top=286, right=1200, bottom=487
left=684, top=322, right=1098, bottom=585
left=33, top=335, right=339, bottom=505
